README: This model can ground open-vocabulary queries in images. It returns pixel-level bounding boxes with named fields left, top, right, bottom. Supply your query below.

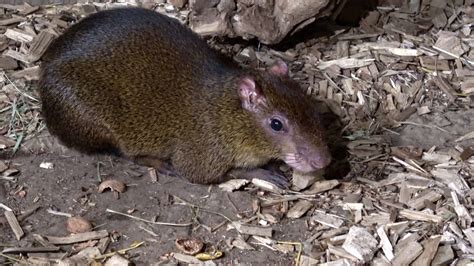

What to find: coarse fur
left=39, top=7, right=330, bottom=184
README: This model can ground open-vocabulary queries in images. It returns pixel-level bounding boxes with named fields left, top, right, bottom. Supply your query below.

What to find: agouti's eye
left=270, top=119, right=283, bottom=132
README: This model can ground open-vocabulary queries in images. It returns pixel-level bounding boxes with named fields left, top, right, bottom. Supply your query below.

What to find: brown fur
left=39, top=7, right=329, bottom=184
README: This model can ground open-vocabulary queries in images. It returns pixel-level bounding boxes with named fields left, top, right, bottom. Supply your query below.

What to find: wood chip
left=219, top=179, right=249, bottom=192
left=433, top=31, right=467, bottom=59
left=4, top=49, right=30, bottom=64
left=45, top=230, right=109, bottom=245
left=317, top=58, right=375, bottom=69
left=27, top=31, right=56, bottom=62
left=398, top=181, right=411, bottom=204
left=431, top=168, right=470, bottom=196
left=452, top=191, right=473, bottom=228
left=327, top=244, right=359, bottom=261
left=391, top=241, right=423, bottom=266
left=4, top=28, right=35, bottom=43
left=432, top=245, right=454, bottom=265
left=370, top=45, right=421, bottom=56
left=406, top=190, right=442, bottom=210
left=10, top=65, right=40, bottom=80
left=455, top=131, right=474, bottom=142
left=461, top=78, right=474, bottom=94
left=2, top=246, right=60, bottom=254
left=377, top=226, right=394, bottom=260
left=0, top=56, right=18, bottom=70
left=304, top=180, right=340, bottom=194
left=229, top=237, right=255, bottom=250
left=422, top=152, right=451, bottom=164
left=342, top=226, right=378, bottom=262
left=399, top=209, right=443, bottom=223
left=4, top=210, right=24, bottom=240
left=432, top=76, right=457, bottom=102
left=292, top=171, right=321, bottom=190
left=286, top=200, right=313, bottom=219
left=0, top=16, right=25, bottom=26
left=419, top=56, right=450, bottom=71
left=251, top=178, right=284, bottom=194
left=412, top=235, right=442, bottom=266
left=232, top=222, right=272, bottom=237
left=300, top=255, right=320, bottom=265
left=311, top=210, right=345, bottom=228
left=32, top=234, right=57, bottom=248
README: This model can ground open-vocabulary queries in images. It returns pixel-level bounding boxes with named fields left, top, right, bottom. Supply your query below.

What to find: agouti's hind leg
left=226, top=168, right=290, bottom=189
left=134, top=156, right=178, bottom=177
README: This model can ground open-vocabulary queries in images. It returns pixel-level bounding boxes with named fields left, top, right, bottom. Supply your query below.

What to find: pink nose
left=310, top=155, right=331, bottom=169
left=309, top=149, right=332, bottom=169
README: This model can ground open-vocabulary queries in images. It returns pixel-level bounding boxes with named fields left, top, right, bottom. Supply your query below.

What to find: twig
left=398, top=121, right=448, bottom=133
left=2, top=73, right=38, bottom=102
left=105, top=208, right=192, bottom=227
left=173, top=195, right=233, bottom=222
left=17, top=206, right=40, bottom=222
left=0, top=253, right=25, bottom=264
left=277, top=241, right=303, bottom=266
left=94, top=241, right=145, bottom=260
left=0, top=203, right=13, bottom=212
left=46, top=208, right=72, bottom=217
left=139, top=225, right=159, bottom=237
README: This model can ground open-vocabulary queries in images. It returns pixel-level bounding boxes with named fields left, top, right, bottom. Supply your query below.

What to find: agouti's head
left=238, top=60, right=331, bottom=172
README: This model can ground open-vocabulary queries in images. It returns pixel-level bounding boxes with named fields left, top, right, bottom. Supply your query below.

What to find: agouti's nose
left=309, top=150, right=331, bottom=169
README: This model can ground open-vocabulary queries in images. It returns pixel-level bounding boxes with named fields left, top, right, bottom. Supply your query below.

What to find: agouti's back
left=41, top=8, right=241, bottom=155
left=39, top=7, right=331, bottom=185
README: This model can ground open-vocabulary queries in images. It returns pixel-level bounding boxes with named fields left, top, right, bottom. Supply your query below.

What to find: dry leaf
left=195, top=250, right=223, bottom=261
left=67, top=216, right=93, bottom=234
left=98, top=180, right=126, bottom=193
left=175, top=238, right=204, bottom=255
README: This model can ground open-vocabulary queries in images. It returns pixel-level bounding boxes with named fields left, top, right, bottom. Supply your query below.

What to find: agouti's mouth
left=283, top=151, right=331, bottom=172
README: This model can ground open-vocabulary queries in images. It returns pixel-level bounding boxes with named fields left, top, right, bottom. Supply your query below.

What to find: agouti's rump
left=39, top=7, right=331, bottom=187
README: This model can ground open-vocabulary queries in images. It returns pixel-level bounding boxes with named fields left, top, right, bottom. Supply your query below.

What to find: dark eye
left=270, top=118, right=283, bottom=131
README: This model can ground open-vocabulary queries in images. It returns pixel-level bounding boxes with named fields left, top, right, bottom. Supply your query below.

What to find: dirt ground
left=2, top=132, right=307, bottom=265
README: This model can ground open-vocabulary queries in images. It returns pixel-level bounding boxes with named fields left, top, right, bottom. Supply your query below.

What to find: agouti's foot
left=134, top=157, right=178, bottom=177
left=227, top=168, right=290, bottom=189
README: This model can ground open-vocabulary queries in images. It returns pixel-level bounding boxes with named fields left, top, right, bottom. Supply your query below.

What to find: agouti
left=39, top=7, right=331, bottom=187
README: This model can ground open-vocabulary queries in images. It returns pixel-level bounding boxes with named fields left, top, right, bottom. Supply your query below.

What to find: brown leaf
left=98, top=179, right=126, bottom=194
left=175, top=238, right=204, bottom=255
left=67, top=216, right=93, bottom=234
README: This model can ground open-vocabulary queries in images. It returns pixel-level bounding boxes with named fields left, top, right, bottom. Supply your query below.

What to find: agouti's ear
left=268, top=60, right=288, bottom=76
left=238, top=77, right=267, bottom=112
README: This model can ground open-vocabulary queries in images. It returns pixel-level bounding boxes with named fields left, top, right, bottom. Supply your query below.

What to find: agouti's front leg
left=134, top=156, right=178, bottom=177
